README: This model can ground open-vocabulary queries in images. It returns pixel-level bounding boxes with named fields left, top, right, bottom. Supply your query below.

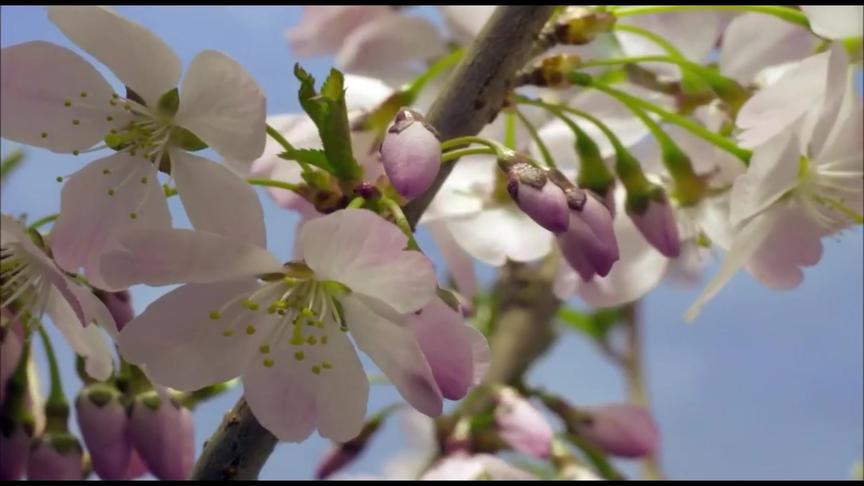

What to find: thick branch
left=191, top=6, right=556, bottom=480
left=404, top=5, right=558, bottom=227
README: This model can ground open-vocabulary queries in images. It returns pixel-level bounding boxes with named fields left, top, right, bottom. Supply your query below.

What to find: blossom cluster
left=1, top=4, right=861, bottom=481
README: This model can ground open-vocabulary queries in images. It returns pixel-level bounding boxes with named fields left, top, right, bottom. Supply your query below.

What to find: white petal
left=439, top=6, right=497, bottom=42
left=45, top=287, right=114, bottom=381
left=299, top=209, right=437, bottom=313
left=685, top=209, right=777, bottom=322
left=719, top=13, right=817, bottom=85
left=0, top=41, right=122, bottom=153
left=745, top=203, right=824, bottom=289
left=801, top=6, right=864, bottom=40
left=171, top=150, right=266, bottom=248
left=343, top=295, right=443, bottom=417
left=343, top=74, right=395, bottom=111
left=118, top=282, right=259, bottom=390
left=729, top=131, right=800, bottom=227
left=314, top=325, right=370, bottom=442
left=425, top=220, right=477, bottom=299
left=100, top=228, right=282, bottom=289
left=49, top=153, right=171, bottom=285
left=806, top=44, right=850, bottom=160
left=174, top=50, right=266, bottom=162
left=423, top=155, right=495, bottom=222
left=445, top=206, right=553, bottom=267
left=47, top=6, right=181, bottom=108
left=232, top=114, right=307, bottom=178
left=335, top=14, right=447, bottom=84
left=285, top=6, right=393, bottom=57
left=615, top=11, right=725, bottom=79
left=736, top=50, right=830, bottom=148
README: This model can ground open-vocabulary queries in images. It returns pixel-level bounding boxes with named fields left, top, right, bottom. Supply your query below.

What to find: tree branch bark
left=191, top=6, right=557, bottom=480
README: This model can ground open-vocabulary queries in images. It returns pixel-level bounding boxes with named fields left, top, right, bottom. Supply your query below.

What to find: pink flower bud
left=578, top=404, right=659, bottom=458
left=627, top=194, right=681, bottom=258
left=0, top=425, right=30, bottom=480
left=26, top=434, right=85, bottom=480
left=380, top=109, right=441, bottom=199
left=494, top=388, right=554, bottom=459
left=94, top=290, right=135, bottom=332
left=556, top=192, right=619, bottom=280
left=506, top=162, right=570, bottom=233
left=128, top=394, right=195, bottom=480
left=75, top=385, right=132, bottom=480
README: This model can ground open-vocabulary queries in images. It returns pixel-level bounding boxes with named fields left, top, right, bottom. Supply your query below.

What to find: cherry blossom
left=105, top=208, right=469, bottom=441
left=0, top=6, right=266, bottom=288
left=0, top=214, right=114, bottom=381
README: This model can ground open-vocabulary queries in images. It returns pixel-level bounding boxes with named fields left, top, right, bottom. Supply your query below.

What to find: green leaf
left=0, top=149, right=25, bottom=183
left=278, top=147, right=333, bottom=173
left=557, top=307, right=621, bottom=341
left=294, top=64, right=362, bottom=181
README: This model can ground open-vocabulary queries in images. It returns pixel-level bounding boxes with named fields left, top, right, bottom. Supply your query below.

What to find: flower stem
left=610, top=5, right=810, bottom=28
left=246, top=177, right=304, bottom=194
left=405, top=48, right=466, bottom=99
left=267, top=124, right=311, bottom=174
left=440, top=136, right=511, bottom=157
left=515, top=109, right=557, bottom=168
left=575, top=75, right=752, bottom=163
left=379, top=196, right=420, bottom=250
left=441, top=147, right=496, bottom=162
left=347, top=196, right=366, bottom=209
left=38, top=326, right=71, bottom=434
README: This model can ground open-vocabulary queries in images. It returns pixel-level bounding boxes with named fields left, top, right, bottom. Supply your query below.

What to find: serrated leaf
left=278, top=147, right=333, bottom=173
left=293, top=64, right=362, bottom=181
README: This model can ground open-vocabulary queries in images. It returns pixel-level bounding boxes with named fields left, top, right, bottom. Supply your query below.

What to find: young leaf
left=278, top=147, right=333, bottom=173
left=294, top=64, right=362, bottom=181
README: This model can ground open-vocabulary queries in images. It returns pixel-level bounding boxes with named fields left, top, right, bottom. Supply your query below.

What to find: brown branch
left=190, top=6, right=557, bottom=480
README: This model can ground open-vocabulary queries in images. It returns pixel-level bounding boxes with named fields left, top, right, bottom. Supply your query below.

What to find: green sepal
left=156, top=88, right=180, bottom=118
left=170, top=126, right=208, bottom=151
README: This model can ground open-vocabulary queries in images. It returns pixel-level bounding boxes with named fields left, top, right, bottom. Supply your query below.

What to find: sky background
left=1, top=6, right=862, bottom=480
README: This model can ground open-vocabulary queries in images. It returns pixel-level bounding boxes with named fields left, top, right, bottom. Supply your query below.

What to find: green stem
left=515, top=109, right=556, bottom=168
left=379, top=196, right=420, bottom=250
left=578, top=76, right=752, bottom=163
left=405, top=48, right=466, bottom=99
left=440, top=136, right=512, bottom=157
left=441, top=147, right=496, bottom=162
left=347, top=196, right=366, bottom=209
left=29, top=213, right=59, bottom=230
left=610, top=5, right=810, bottom=28
left=504, top=111, right=517, bottom=151
left=613, top=24, right=686, bottom=59
left=267, top=124, right=311, bottom=174
left=246, top=178, right=303, bottom=194
left=37, top=326, right=66, bottom=407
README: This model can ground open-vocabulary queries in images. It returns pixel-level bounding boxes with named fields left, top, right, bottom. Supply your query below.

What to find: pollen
left=263, top=358, right=274, bottom=368
left=72, top=119, right=80, bottom=126
left=140, top=176, right=148, bottom=184
left=40, top=132, right=48, bottom=139
left=79, top=91, right=88, bottom=98
left=129, top=212, right=137, bottom=220
left=72, top=150, right=80, bottom=156
left=55, top=176, right=64, bottom=183
left=64, top=100, right=72, bottom=107
left=311, top=366, right=321, bottom=375
left=102, top=168, right=111, bottom=175
left=221, top=329, right=234, bottom=337
left=294, top=351, right=304, bottom=361
left=245, top=325, right=256, bottom=335
left=259, top=344, right=270, bottom=354
left=209, top=310, right=222, bottom=320
left=306, top=335, right=317, bottom=345
left=320, top=335, right=328, bottom=345
left=242, top=299, right=260, bottom=311
left=322, top=361, right=332, bottom=369
left=110, top=99, right=118, bottom=106
left=106, top=116, right=113, bottom=122
left=107, top=189, right=115, bottom=196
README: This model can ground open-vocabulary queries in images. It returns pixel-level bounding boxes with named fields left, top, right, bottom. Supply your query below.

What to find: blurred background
left=1, top=5, right=862, bottom=480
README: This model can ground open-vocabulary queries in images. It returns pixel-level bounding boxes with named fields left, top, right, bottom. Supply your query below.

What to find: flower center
left=208, top=270, right=350, bottom=375
left=795, top=156, right=864, bottom=229
left=0, top=243, right=50, bottom=330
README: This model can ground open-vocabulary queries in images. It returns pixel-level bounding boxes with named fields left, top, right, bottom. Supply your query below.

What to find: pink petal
left=494, top=388, right=554, bottom=459
left=171, top=150, right=266, bottom=248
left=26, top=438, right=84, bottom=480
left=579, top=403, right=660, bottom=458
left=128, top=396, right=194, bottom=480
left=299, top=209, right=437, bottom=313
left=285, top=6, right=393, bottom=57
left=0, top=41, right=121, bottom=153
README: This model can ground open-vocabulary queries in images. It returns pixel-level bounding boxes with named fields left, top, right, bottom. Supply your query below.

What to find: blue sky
left=1, top=6, right=862, bottom=480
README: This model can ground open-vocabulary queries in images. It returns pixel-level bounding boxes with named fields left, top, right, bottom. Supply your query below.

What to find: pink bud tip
left=494, top=388, right=554, bottom=459
left=628, top=197, right=681, bottom=258
left=556, top=192, right=619, bottom=280
left=380, top=109, right=441, bottom=200
left=579, top=403, right=659, bottom=458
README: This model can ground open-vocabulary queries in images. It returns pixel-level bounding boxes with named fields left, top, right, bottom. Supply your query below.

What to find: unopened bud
left=502, top=156, right=570, bottom=233
left=94, top=289, right=134, bottom=332
left=26, top=433, right=85, bottom=480
left=556, top=191, right=619, bottom=280
left=128, top=393, right=194, bottom=480
left=577, top=404, right=659, bottom=458
left=626, top=189, right=681, bottom=258
left=554, top=7, right=617, bottom=45
left=494, top=388, right=554, bottom=459
left=380, top=109, right=441, bottom=200
left=518, top=54, right=582, bottom=88
left=76, top=384, right=132, bottom=480
left=0, top=424, right=31, bottom=480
